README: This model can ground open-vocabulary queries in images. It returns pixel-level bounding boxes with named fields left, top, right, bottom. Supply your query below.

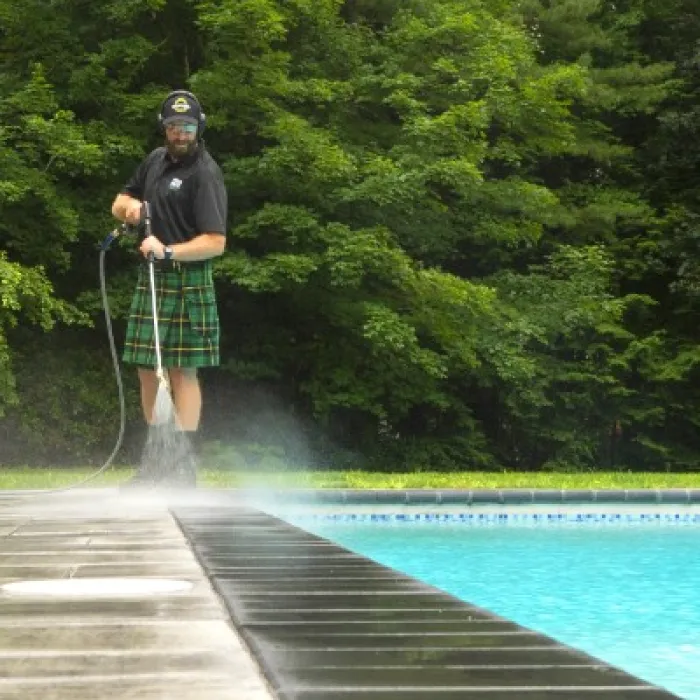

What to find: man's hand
left=139, top=235, right=166, bottom=260
left=124, top=199, right=144, bottom=225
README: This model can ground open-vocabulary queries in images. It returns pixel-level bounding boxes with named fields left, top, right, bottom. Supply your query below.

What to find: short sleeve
left=194, top=166, right=228, bottom=235
left=121, top=150, right=159, bottom=199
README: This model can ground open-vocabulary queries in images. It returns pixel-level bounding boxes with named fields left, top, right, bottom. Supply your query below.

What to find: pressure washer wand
left=143, top=202, right=166, bottom=385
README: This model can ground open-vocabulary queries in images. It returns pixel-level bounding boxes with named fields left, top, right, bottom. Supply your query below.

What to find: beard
left=165, top=138, right=198, bottom=160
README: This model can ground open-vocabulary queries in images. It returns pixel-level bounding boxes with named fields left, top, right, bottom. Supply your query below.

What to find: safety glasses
left=165, top=122, right=197, bottom=134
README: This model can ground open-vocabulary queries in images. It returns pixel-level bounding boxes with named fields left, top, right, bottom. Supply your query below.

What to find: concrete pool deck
left=0, top=488, right=683, bottom=699
left=0, top=489, right=273, bottom=699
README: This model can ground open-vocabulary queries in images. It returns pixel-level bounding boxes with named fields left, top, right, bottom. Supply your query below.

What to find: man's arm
left=168, top=233, right=225, bottom=261
left=140, top=233, right=225, bottom=261
left=194, top=164, right=228, bottom=238
left=112, top=150, right=155, bottom=224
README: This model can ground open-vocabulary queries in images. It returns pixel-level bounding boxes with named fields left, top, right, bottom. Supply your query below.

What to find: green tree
left=0, top=0, right=696, bottom=472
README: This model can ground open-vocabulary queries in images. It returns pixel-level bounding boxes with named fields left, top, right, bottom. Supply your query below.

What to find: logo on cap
left=171, top=97, right=192, bottom=114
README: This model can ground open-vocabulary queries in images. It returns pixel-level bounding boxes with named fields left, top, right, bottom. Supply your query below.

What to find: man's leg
left=138, top=367, right=160, bottom=424
left=168, top=367, right=201, bottom=486
left=122, top=368, right=166, bottom=488
left=168, top=367, right=201, bottom=430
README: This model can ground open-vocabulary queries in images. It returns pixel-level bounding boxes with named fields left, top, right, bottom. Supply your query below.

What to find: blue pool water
left=286, top=518, right=699, bottom=699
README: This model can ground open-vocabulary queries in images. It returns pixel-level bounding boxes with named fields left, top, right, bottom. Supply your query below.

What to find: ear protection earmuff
left=158, top=90, right=206, bottom=137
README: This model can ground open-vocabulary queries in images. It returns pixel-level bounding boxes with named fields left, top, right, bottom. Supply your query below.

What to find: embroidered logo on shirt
left=169, top=178, right=183, bottom=191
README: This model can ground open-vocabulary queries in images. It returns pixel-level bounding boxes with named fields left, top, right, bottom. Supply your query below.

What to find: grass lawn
left=1, top=467, right=700, bottom=490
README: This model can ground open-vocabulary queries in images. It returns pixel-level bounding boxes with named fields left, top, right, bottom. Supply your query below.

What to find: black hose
left=14, top=243, right=128, bottom=495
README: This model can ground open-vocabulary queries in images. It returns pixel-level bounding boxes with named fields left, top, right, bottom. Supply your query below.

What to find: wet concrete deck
left=0, top=489, right=683, bottom=699
left=173, top=501, right=682, bottom=700
left=0, top=490, right=272, bottom=699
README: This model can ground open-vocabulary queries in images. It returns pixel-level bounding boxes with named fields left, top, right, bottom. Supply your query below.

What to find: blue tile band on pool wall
left=281, top=511, right=700, bottom=524
left=252, top=488, right=700, bottom=524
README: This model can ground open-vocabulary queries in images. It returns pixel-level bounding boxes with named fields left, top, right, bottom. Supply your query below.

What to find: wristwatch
left=164, top=246, right=174, bottom=261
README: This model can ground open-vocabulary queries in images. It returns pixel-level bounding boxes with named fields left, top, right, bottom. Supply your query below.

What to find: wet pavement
left=0, top=490, right=272, bottom=699
left=173, top=502, right=683, bottom=700
left=0, top=489, right=683, bottom=700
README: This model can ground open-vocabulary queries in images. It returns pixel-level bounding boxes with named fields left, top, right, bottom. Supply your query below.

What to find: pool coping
left=241, top=487, right=700, bottom=505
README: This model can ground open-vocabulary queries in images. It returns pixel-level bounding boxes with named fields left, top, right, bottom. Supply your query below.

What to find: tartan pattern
left=123, top=260, right=220, bottom=368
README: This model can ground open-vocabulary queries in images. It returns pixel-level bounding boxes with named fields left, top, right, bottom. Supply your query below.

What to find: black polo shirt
left=122, top=144, right=227, bottom=245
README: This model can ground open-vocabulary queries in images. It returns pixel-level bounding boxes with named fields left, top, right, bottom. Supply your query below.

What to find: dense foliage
left=1, top=0, right=699, bottom=471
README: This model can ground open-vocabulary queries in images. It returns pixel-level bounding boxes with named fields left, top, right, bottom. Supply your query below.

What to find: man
left=111, top=90, right=227, bottom=487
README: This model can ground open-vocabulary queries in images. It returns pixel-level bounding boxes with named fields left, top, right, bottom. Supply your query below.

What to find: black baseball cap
left=161, top=94, right=201, bottom=126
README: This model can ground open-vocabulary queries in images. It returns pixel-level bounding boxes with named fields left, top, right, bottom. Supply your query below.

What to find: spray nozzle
left=100, top=201, right=152, bottom=253
left=100, top=223, right=141, bottom=252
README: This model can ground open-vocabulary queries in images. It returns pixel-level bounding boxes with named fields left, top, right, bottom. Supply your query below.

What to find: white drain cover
left=0, top=578, right=193, bottom=597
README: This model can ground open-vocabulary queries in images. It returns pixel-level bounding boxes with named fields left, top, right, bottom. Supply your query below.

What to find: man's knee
left=168, top=367, right=199, bottom=389
left=137, top=368, right=159, bottom=388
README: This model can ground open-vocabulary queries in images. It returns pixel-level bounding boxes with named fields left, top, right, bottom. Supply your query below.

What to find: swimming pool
left=275, top=507, right=700, bottom=699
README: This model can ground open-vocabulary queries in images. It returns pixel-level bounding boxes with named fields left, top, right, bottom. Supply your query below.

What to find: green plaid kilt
left=123, top=260, right=220, bottom=368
